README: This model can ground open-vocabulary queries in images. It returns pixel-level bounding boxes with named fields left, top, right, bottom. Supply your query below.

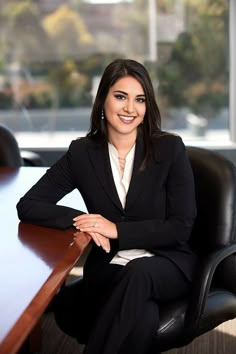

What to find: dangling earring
left=101, top=110, right=105, bottom=120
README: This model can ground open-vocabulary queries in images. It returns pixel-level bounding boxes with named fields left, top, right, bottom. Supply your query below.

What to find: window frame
left=8, top=0, right=235, bottom=149
left=230, top=0, right=236, bottom=143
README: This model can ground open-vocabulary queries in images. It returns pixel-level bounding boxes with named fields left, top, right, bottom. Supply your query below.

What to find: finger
left=73, top=220, right=101, bottom=230
left=104, top=240, right=110, bottom=253
left=76, top=221, right=101, bottom=232
left=74, top=221, right=96, bottom=229
left=73, top=214, right=100, bottom=222
left=98, top=237, right=110, bottom=253
left=88, top=232, right=110, bottom=253
left=79, top=227, right=101, bottom=234
left=89, top=232, right=101, bottom=247
left=97, top=234, right=110, bottom=253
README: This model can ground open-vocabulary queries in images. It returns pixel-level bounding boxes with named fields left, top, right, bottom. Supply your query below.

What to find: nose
left=124, top=99, right=135, bottom=114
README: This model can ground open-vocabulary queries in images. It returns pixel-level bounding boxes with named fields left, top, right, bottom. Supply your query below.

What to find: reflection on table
left=0, top=167, right=90, bottom=354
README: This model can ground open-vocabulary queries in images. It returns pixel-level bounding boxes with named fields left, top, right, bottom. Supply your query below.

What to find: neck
left=108, top=132, right=136, bottom=157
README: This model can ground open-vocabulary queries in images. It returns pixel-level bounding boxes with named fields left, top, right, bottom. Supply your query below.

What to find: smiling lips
left=118, top=115, right=136, bottom=124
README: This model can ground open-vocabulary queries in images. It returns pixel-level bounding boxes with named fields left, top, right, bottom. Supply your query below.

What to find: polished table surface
left=0, top=167, right=90, bottom=354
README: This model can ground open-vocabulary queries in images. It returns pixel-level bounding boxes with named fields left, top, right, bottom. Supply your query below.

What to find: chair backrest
left=187, top=146, right=236, bottom=256
left=0, top=124, right=23, bottom=167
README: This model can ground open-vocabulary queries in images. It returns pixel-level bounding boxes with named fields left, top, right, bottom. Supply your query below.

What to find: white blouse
left=108, top=142, right=154, bottom=266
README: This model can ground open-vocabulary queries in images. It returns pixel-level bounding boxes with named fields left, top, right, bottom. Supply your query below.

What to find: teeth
left=119, top=116, right=134, bottom=121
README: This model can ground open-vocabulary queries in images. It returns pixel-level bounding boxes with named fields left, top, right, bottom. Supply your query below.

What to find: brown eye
left=114, top=94, right=126, bottom=100
left=136, top=97, right=146, bottom=103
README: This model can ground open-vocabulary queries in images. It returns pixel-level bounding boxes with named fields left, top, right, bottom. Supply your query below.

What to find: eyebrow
left=113, top=90, right=146, bottom=97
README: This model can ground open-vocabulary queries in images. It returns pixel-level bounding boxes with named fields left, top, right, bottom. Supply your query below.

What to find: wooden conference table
left=0, top=166, right=90, bottom=354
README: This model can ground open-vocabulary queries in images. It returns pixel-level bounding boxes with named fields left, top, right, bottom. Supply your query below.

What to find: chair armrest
left=20, top=150, right=44, bottom=166
left=185, top=243, right=236, bottom=330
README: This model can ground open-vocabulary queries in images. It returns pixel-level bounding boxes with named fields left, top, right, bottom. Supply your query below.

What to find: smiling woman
left=17, top=58, right=197, bottom=354
left=104, top=76, right=146, bottom=145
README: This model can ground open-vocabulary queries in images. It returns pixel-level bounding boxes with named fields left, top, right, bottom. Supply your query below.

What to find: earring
left=101, top=110, right=105, bottom=120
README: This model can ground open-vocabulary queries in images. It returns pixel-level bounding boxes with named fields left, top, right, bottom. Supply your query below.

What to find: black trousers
left=82, top=256, right=191, bottom=354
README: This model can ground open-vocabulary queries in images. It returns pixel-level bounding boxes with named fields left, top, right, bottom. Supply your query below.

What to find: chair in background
left=0, top=124, right=43, bottom=167
left=155, top=146, right=236, bottom=351
left=53, top=146, right=236, bottom=352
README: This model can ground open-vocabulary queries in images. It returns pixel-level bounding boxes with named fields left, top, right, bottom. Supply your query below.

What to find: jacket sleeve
left=17, top=141, right=85, bottom=229
left=116, top=137, right=197, bottom=251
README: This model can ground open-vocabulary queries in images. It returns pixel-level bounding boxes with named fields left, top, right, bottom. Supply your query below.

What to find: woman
left=17, top=58, right=197, bottom=354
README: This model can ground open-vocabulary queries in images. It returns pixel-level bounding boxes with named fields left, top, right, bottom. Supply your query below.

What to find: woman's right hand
left=87, top=232, right=111, bottom=253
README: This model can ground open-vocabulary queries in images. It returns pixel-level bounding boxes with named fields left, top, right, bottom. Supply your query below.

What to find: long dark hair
left=87, top=58, right=162, bottom=168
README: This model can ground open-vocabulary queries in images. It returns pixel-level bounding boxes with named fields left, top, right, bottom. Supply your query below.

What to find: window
left=0, top=0, right=230, bottom=148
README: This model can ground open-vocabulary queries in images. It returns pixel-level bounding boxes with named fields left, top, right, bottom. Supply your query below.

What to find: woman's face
left=104, top=75, right=146, bottom=141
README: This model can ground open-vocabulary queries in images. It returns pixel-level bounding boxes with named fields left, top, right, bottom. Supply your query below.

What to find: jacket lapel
left=87, top=137, right=123, bottom=211
left=125, top=136, right=153, bottom=210
left=126, top=133, right=162, bottom=211
left=86, top=135, right=157, bottom=213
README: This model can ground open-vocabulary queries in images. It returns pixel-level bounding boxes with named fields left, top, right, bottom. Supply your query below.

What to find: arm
left=17, top=141, right=85, bottom=229
left=117, top=137, right=197, bottom=251
left=73, top=136, right=196, bottom=251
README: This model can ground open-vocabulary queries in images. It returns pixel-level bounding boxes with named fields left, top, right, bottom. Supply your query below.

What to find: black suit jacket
left=17, top=133, right=197, bottom=281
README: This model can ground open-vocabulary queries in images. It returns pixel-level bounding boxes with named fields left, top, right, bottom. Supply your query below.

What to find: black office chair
left=53, top=146, right=236, bottom=351
left=0, top=124, right=43, bottom=167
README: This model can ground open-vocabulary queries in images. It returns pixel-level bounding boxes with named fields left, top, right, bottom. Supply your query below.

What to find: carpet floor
left=36, top=260, right=236, bottom=354
left=38, top=311, right=236, bottom=354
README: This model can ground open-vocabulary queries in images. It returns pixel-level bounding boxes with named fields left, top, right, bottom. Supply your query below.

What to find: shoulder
left=152, top=131, right=186, bottom=162
left=154, top=131, right=184, bottom=146
left=68, top=136, right=102, bottom=153
left=69, top=136, right=89, bottom=149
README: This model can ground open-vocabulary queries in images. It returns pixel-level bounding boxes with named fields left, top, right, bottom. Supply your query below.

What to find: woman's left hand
left=73, top=214, right=118, bottom=239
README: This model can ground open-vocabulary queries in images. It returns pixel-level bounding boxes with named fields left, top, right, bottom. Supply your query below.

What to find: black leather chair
left=53, top=146, right=236, bottom=352
left=0, top=124, right=43, bottom=167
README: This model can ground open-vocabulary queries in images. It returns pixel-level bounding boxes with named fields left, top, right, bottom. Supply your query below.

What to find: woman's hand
left=73, top=214, right=118, bottom=239
left=74, top=230, right=110, bottom=253
left=88, top=232, right=111, bottom=253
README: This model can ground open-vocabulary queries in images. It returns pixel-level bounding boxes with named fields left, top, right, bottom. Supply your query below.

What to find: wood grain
left=0, top=167, right=90, bottom=354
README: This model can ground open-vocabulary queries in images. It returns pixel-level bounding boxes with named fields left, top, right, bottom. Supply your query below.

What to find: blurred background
left=0, top=0, right=231, bottom=156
